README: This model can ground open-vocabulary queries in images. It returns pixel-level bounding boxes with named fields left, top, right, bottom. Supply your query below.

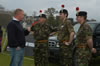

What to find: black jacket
left=7, top=20, right=29, bottom=48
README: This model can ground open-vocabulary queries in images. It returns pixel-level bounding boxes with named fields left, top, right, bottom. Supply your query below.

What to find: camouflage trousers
left=75, top=48, right=92, bottom=66
left=34, top=42, right=49, bottom=66
left=59, top=43, right=73, bottom=66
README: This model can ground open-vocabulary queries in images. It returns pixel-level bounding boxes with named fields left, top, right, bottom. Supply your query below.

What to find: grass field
left=0, top=52, right=100, bottom=66
left=0, top=53, right=35, bottom=66
left=0, top=52, right=59, bottom=66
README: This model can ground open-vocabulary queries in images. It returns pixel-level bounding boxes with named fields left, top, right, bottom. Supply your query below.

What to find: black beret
left=39, top=14, right=46, bottom=18
left=76, top=11, right=87, bottom=16
left=59, top=9, right=68, bottom=15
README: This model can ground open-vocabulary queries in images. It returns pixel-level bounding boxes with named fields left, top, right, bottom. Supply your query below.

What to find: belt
left=36, top=40, right=48, bottom=43
left=76, top=44, right=87, bottom=48
left=77, top=46, right=87, bottom=48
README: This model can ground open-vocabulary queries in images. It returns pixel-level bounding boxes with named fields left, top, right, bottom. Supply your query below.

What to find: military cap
left=76, top=11, right=87, bottom=16
left=39, top=14, right=46, bottom=18
left=59, top=9, right=68, bottom=15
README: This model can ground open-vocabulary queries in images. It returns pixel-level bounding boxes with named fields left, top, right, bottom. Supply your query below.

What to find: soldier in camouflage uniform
left=75, top=11, right=96, bottom=66
left=31, top=14, right=54, bottom=66
left=57, top=9, right=75, bottom=66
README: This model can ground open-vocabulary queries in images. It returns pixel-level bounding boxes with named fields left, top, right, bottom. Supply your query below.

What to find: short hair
left=59, top=9, right=68, bottom=17
left=14, top=8, right=23, bottom=16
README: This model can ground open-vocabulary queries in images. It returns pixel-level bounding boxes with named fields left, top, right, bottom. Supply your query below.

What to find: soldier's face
left=59, top=13, right=66, bottom=20
left=76, top=16, right=82, bottom=23
left=39, top=18, right=46, bottom=22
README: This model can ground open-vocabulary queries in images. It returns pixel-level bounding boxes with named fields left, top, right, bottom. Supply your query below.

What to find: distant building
left=0, top=5, right=5, bottom=13
left=0, top=6, right=12, bottom=27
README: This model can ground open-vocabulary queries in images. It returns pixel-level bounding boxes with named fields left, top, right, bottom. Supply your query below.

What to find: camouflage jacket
left=31, top=21, right=53, bottom=41
left=75, top=22, right=92, bottom=46
left=57, top=19, right=74, bottom=41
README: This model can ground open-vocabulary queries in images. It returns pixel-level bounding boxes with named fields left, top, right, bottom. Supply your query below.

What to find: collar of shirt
left=13, top=17, right=19, bottom=21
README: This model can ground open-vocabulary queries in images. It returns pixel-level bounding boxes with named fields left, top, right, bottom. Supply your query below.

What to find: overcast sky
left=0, top=0, right=100, bottom=21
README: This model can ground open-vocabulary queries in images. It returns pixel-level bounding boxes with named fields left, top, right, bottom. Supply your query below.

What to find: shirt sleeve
left=84, top=24, right=92, bottom=40
left=24, top=29, right=30, bottom=36
left=66, top=20, right=74, bottom=33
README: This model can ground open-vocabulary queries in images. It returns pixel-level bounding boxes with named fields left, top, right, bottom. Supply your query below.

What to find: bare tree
left=0, top=4, right=12, bottom=26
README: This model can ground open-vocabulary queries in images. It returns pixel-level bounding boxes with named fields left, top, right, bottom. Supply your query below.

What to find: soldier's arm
left=49, top=26, right=58, bottom=36
left=69, top=32, right=75, bottom=44
left=87, top=38, right=93, bottom=49
left=67, top=21, right=75, bottom=44
left=87, top=36, right=96, bottom=53
left=85, top=25, right=93, bottom=49
left=24, top=29, right=30, bottom=36
left=85, top=25, right=96, bottom=53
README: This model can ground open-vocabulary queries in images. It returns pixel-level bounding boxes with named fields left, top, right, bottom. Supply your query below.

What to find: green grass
left=0, top=53, right=10, bottom=66
left=0, top=53, right=35, bottom=66
left=0, top=52, right=100, bottom=66
left=0, top=52, right=59, bottom=66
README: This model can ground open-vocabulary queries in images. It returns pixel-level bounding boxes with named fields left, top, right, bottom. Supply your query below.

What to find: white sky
left=0, top=0, right=100, bottom=21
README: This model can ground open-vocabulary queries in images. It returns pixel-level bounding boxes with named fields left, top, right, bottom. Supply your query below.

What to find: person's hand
left=50, top=32, right=56, bottom=36
left=91, top=48, right=96, bottom=53
left=16, top=47, right=21, bottom=50
left=26, top=27, right=31, bottom=32
left=64, top=41, right=70, bottom=46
